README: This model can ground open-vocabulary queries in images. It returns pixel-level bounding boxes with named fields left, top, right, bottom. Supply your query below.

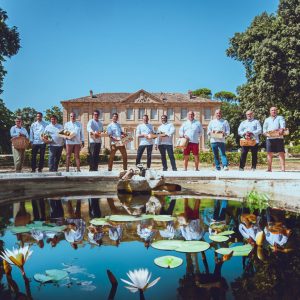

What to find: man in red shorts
left=179, top=111, right=203, bottom=171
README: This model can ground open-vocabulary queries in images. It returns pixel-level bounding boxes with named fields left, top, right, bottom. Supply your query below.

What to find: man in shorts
left=263, top=107, right=286, bottom=172
left=179, top=111, right=203, bottom=171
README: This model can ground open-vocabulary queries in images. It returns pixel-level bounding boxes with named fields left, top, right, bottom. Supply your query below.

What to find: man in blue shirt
left=30, top=112, right=47, bottom=172
left=155, top=114, right=177, bottom=171
left=10, top=117, right=29, bottom=172
left=263, top=107, right=286, bottom=172
left=136, top=114, right=154, bottom=168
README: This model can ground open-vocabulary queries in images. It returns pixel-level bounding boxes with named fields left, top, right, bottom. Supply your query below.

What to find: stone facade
left=61, top=89, right=220, bottom=152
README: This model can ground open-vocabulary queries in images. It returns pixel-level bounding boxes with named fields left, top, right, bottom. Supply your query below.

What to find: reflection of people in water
left=49, top=199, right=64, bottom=224
left=137, top=223, right=156, bottom=248
left=88, top=225, right=103, bottom=246
left=14, top=202, right=31, bottom=226
left=178, top=199, right=204, bottom=241
left=177, top=250, right=230, bottom=300
left=108, top=225, right=122, bottom=246
left=31, top=198, right=46, bottom=221
left=64, top=200, right=86, bottom=249
left=89, top=198, right=101, bottom=218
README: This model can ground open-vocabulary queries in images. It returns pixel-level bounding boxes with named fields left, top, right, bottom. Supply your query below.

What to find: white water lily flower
left=0, top=245, right=32, bottom=274
left=121, top=268, right=160, bottom=293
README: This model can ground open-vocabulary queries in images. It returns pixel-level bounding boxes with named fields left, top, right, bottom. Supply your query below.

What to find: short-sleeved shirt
left=10, top=126, right=29, bottom=139
left=155, top=123, right=175, bottom=146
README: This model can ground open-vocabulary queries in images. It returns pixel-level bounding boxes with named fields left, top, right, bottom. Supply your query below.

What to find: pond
left=0, top=194, right=299, bottom=300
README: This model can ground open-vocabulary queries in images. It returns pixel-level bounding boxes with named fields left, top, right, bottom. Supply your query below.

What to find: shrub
left=286, top=145, right=300, bottom=155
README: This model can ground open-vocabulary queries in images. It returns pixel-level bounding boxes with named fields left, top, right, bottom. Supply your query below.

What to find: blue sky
left=1, top=0, right=278, bottom=113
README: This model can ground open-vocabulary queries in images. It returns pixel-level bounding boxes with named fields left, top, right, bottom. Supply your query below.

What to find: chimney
left=90, top=90, right=93, bottom=98
left=188, top=90, right=193, bottom=99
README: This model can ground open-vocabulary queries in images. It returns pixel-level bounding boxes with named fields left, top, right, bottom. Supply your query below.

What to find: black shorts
left=266, top=139, right=285, bottom=153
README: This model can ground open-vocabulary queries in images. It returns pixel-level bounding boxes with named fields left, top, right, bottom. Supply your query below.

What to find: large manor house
left=61, top=89, right=220, bottom=151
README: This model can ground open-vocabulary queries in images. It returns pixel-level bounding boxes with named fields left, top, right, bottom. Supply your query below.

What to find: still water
left=0, top=195, right=299, bottom=300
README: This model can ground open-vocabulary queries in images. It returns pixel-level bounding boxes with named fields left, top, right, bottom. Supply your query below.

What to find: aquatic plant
left=121, top=268, right=160, bottom=299
left=244, top=191, right=270, bottom=213
left=0, top=245, right=32, bottom=275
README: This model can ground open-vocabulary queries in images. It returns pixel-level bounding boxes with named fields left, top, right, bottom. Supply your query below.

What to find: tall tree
left=0, top=8, right=20, bottom=93
left=0, top=99, right=14, bottom=153
left=226, top=0, right=300, bottom=143
left=44, top=105, right=63, bottom=124
left=214, top=91, right=237, bottom=103
left=14, top=107, right=38, bottom=132
left=192, top=88, right=212, bottom=99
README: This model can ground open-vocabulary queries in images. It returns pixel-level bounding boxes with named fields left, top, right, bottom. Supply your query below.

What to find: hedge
left=174, top=149, right=267, bottom=165
left=23, top=148, right=120, bottom=167
left=286, top=145, right=300, bottom=155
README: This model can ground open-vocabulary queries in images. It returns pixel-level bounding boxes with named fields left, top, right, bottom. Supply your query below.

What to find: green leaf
left=45, top=269, right=68, bottom=281
left=108, top=215, right=146, bottom=222
left=34, top=274, right=54, bottom=283
left=175, top=241, right=210, bottom=253
left=216, top=244, right=252, bottom=256
left=209, top=235, right=229, bottom=242
left=151, top=240, right=185, bottom=250
left=154, top=256, right=183, bottom=269
left=152, top=215, right=175, bottom=222
left=90, top=218, right=110, bottom=226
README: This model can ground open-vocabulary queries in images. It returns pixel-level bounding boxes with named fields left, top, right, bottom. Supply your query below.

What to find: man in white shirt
left=107, top=113, right=128, bottom=171
left=263, top=107, right=286, bottom=172
left=87, top=110, right=103, bottom=171
left=207, top=109, right=230, bottom=171
left=238, top=110, right=262, bottom=171
left=136, top=114, right=154, bottom=168
left=10, top=117, right=29, bottom=173
left=64, top=112, right=84, bottom=172
left=179, top=111, right=203, bottom=171
left=155, top=114, right=177, bottom=171
left=44, top=115, right=64, bottom=172
left=30, top=112, right=47, bottom=172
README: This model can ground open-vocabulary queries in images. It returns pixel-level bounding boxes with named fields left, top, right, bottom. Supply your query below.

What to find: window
left=126, top=108, right=134, bottom=120
left=71, top=108, right=80, bottom=120
left=204, top=108, right=212, bottom=120
left=167, top=108, right=174, bottom=120
left=138, top=108, right=145, bottom=119
left=111, top=108, right=117, bottom=118
left=150, top=108, right=158, bottom=120
left=97, top=109, right=104, bottom=120
left=181, top=108, right=187, bottom=120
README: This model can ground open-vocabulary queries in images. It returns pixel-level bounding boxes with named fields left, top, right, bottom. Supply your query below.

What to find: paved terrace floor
left=0, top=169, right=299, bottom=212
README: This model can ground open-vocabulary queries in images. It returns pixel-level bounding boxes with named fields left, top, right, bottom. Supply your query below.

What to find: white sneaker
left=223, top=166, right=229, bottom=171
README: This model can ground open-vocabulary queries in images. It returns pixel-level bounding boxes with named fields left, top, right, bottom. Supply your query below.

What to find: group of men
left=10, top=106, right=287, bottom=173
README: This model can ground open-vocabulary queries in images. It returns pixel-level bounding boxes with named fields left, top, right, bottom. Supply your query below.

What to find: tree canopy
left=214, top=91, right=237, bottom=103
left=192, top=88, right=212, bottom=99
left=44, top=105, right=63, bottom=124
left=0, top=99, right=14, bottom=153
left=226, top=0, right=300, bottom=142
left=14, top=107, right=38, bottom=132
left=0, top=8, right=20, bottom=94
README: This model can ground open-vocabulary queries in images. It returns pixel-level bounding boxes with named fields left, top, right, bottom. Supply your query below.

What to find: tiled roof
left=61, top=91, right=219, bottom=104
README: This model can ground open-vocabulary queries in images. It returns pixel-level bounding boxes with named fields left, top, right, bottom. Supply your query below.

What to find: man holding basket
left=238, top=110, right=262, bottom=171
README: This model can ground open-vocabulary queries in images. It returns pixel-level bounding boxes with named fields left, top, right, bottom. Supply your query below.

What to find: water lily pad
left=154, top=256, right=183, bottom=269
left=152, top=215, right=175, bottom=222
left=45, top=269, right=68, bottom=281
left=217, top=230, right=235, bottom=236
left=175, top=241, right=210, bottom=253
left=151, top=240, right=184, bottom=250
left=34, top=273, right=53, bottom=283
left=34, top=269, right=68, bottom=283
left=108, top=215, right=146, bottom=222
left=9, top=226, right=30, bottom=234
left=209, top=235, right=229, bottom=242
left=216, top=244, right=252, bottom=256
left=90, top=218, right=110, bottom=226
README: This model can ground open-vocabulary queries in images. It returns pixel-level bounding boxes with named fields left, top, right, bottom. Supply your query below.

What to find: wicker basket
left=176, top=137, right=189, bottom=149
left=11, top=136, right=30, bottom=150
left=58, top=131, right=76, bottom=139
left=211, top=132, right=224, bottom=139
left=240, top=139, right=256, bottom=147
left=267, top=128, right=289, bottom=137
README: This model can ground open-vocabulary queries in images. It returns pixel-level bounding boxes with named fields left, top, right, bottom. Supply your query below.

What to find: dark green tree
left=0, top=8, right=20, bottom=93
left=226, top=0, right=300, bottom=143
left=0, top=99, right=14, bottom=153
left=44, top=105, right=63, bottom=124
left=214, top=91, right=237, bottom=103
left=192, top=88, right=212, bottom=99
left=14, top=107, right=38, bottom=132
